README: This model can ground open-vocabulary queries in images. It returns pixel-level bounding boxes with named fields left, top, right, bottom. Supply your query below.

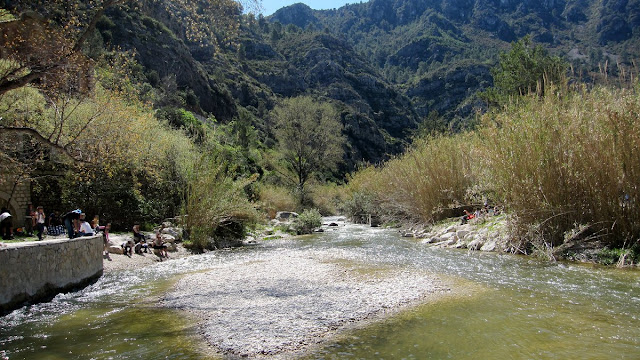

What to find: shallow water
left=1, top=221, right=639, bottom=359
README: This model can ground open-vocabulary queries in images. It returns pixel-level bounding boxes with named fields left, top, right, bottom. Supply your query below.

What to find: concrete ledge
left=0, top=235, right=103, bottom=314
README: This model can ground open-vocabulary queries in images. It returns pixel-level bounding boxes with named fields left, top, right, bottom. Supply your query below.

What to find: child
left=102, top=223, right=111, bottom=256
left=35, top=206, right=46, bottom=241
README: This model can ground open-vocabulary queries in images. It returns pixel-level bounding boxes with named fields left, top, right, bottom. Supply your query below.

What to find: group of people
left=1, top=205, right=47, bottom=241
left=121, top=224, right=168, bottom=259
left=460, top=202, right=502, bottom=225
left=2, top=204, right=171, bottom=261
left=62, top=209, right=101, bottom=239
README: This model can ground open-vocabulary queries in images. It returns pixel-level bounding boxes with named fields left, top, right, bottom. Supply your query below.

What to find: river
left=1, top=220, right=639, bottom=359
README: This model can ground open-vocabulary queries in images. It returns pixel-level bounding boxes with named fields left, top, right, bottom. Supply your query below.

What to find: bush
left=257, top=184, right=298, bottom=219
left=345, top=133, right=478, bottom=224
left=309, top=182, right=346, bottom=215
left=183, top=156, right=259, bottom=251
left=291, top=208, right=322, bottom=235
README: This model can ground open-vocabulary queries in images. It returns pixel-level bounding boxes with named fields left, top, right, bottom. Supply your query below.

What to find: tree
left=271, top=96, right=345, bottom=205
left=482, top=36, right=567, bottom=105
left=0, top=0, right=125, bottom=97
left=0, top=0, right=261, bottom=97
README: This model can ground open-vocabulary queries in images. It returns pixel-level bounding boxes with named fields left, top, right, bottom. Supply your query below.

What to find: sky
left=259, top=0, right=363, bottom=16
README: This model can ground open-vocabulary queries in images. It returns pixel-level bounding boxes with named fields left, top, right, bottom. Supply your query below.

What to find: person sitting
left=91, top=215, right=102, bottom=234
left=153, top=228, right=169, bottom=259
left=461, top=209, right=475, bottom=225
left=77, top=213, right=94, bottom=237
left=0, top=208, right=14, bottom=240
left=132, top=224, right=148, bottom=254
left=121, top=238, right=134, bottom=257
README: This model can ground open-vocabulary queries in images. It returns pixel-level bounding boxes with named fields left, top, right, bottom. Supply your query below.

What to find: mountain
left=272, top=0, right=639, bottom=125
left=96, top=0, right=639, bottom=168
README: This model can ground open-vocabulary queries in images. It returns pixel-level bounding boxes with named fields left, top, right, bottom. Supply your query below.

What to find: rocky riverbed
left=161, top=238, right=451, bottom=359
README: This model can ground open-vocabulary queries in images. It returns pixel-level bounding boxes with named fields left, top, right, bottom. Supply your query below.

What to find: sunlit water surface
left=1, top=221, right=639, bottom=359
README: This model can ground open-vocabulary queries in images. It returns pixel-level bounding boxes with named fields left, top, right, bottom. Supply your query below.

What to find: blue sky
left=259, top=1, right=363, bottom=16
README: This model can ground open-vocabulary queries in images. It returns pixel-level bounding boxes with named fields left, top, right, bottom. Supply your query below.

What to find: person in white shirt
left=78, top=213, right=94, bottom=237
left=0, top=208, right=13, bottom=240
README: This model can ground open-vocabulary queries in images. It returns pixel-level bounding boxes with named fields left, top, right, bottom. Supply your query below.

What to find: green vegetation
left=1, top=0, right=639, bottom=264
left=271, top=96, right=345, bottom=206
left=481, top=36, right=567, bottom=105
left=291, top=208, right=323, bottom=235
left=345, top=83, right=640, bottom=259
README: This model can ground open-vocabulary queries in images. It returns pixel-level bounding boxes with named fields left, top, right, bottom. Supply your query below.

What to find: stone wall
left=0, top=235, right=103, bottom=314
left=0, top=177, right=31, bottom=229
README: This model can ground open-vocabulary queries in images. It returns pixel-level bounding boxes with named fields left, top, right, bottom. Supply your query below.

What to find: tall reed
left=346, top=83, right=640, bottom=251
left=348, top=133, right=477, bottom=223
left=479, top=85, right=640, bottom=247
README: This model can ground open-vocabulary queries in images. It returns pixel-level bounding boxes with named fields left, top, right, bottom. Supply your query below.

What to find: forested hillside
left=273, top=0, right=639, bottom=127
left=96, top=0, right=639, bottom=156
left=1, top=0, right=638, bottom=244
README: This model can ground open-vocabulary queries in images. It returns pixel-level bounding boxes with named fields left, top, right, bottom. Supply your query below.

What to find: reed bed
left=348, top=133, right=477, bottom=223
left=347, top=84, right=640, bottom=250
left=480, top=86, right=640, bottom=247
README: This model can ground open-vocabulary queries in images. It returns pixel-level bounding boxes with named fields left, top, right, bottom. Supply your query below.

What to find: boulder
left=107, top=245, right=124, bottom=255
left=468, top=238, right=485, bottom=251
left=423, top=237, right=438, bottom=244
left=481, top=239, right=498, bottom=252
left=453, top=240, right=467, bottom=249
left=275, top=211, right=299, bottom=222
left=160, top=234, right=177, bottom=243
left=162, top=227, right=183, bottom=241
left=456, top=230, right=471, bottom=240
left=165, top=242, right=178, bottom=252
left=440, top=232, right=456, bottom=241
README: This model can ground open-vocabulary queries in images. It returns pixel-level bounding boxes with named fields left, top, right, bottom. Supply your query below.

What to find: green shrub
left=183, top=155, right=259, bottom=251
left=346, top=133, right=478, bottom=224
left=291, top=208, right=322, bottom=235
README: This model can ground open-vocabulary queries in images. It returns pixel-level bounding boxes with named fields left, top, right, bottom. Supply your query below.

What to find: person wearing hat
left=63, top=209, right=82, bottom=239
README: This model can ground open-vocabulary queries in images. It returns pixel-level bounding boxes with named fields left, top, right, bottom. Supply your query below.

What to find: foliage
left=340, top=190, right=379, bottom=224
left=182, top=154, right=259, bottom=251
left=344, top=80, right=640, bottom=257
left=271, top=96, right=345, bottom=205
left=308, top=182, right=346, bottom=216
left=0, top=0, right=125, bottom=96
left=598, top=246, right=640, bottom=267
left=346, top=133, right=477, bottom=224
left=481, top=36, right=568, bottom=105
left=479, top=85, right=640, bottom=248
left=291, top=208, right=322, bottom=235
left=256, top=184, right=297, bottom=219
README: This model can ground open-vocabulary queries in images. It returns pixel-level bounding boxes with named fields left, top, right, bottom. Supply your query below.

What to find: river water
left=1, top=221, right=639, bottom=359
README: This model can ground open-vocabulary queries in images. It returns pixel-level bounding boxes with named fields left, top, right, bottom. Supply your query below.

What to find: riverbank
left=160, top=221, right=453, bottom=359
left=102, top=234, right=193, bottom=272
left=399, top=213, right=640, bottom=268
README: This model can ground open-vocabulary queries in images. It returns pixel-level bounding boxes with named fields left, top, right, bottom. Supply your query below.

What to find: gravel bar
left=162, top=246, right=449, bottom=358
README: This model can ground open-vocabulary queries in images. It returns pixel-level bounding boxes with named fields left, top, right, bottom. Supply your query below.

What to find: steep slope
left=272, top=0, right=640, bottom=125
left=99, top=3, right=420, bottom=168
left=237, top=26, right=420, bottom=164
